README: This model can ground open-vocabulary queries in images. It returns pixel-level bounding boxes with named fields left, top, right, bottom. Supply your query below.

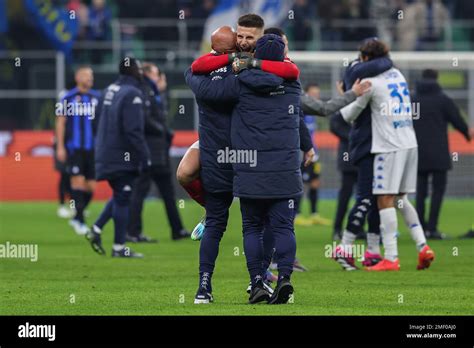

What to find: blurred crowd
left=3, top=0, right=473, bottom=58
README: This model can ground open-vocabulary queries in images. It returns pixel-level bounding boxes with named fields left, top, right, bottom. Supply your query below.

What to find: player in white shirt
left=340, top=39, right=435, bottom=271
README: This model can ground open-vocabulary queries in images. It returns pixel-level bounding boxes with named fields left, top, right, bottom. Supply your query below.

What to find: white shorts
left=372, top=148, right=418, bottom=195
left=190, top=140, right=200, bottom=150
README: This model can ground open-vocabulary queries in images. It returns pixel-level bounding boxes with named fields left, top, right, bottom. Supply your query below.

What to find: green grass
left=0, top=199, right=473, bottom=315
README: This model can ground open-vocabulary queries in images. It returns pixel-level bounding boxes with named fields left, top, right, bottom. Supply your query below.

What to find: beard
left=237, top=43, right=254, bottom=53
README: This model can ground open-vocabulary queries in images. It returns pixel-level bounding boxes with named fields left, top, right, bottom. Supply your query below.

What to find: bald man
left=182, top=26, right=242, bottom=304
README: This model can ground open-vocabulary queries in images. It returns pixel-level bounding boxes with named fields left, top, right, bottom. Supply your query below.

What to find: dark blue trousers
left=199, top=191, right=234, bottom=274
left=94, top=172, right=137, bottom=245
left=240, top=198, right=296, bottom=283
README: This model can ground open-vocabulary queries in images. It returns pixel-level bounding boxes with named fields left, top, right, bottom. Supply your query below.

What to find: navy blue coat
left=185, top=67, right=312, bottom=194
left=95, top=75, right=151, bottom=180
left=186, top=69, right=302, bottom=199
left=185, top=65, right=235, bottom=193
left=343, top=57, right=393, bottom=165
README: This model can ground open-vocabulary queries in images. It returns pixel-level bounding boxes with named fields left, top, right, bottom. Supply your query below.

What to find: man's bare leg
left=176, top=141, right=205, bottom=206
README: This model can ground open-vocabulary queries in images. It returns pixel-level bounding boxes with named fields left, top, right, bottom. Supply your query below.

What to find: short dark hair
left=422, top=69, right=438, bottom=80
left=304, top=83, right=320, bottom=92
left=238, top=14, right=264, bottom=29
left=359, top=38, right=389, bottom=60
left=264, top=27, right=285, bottom=37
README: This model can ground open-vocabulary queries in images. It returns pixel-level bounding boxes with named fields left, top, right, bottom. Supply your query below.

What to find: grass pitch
left=1, top=198, right=473, bottom=315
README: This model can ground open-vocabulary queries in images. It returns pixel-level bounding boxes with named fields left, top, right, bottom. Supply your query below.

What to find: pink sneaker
left=362, top=250, right=382, bottom=267
left=333, top=245, right=357, bottom=271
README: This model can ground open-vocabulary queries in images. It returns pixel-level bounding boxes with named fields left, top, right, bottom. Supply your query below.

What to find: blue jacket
left=185, top=67, right=312, bottom=194
left=95, top=75, right=150, bottom=180
left=343, top=57, right=393, bottom=165
left=185, top=65, right=235, bottom=193
left=186, top=69, right=302, bottom=199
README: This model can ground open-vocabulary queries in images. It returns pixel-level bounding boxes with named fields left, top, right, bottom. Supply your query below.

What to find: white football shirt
left=340, top=67, right=418, bottom=153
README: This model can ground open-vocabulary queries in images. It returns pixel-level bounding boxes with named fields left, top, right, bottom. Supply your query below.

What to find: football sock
left=367, top=232, right=381, bottom=255
left=182, top=179, right=206, bottom=206
left=397, top=195, right=426, bottom=251
left=71, top=189, right=86, bottom=223
left=83, top=191, right=93, bottom=209
left=379, top=207, right=398, bottom=261
left=309, top=188, right=318, bottom=214
left=341, top=230, right=357, bottom=254
left=112, top=244, right=125, bottom=251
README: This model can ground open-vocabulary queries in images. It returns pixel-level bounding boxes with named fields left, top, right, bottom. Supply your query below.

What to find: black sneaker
left=194, top=287, right=213, bottom=304
left=426, top=230, right=450, bottom=240
left=86, top=230, right=106, bottom=255
left=268, top=277, right=293, bottom=305
left=460, top=229, right=474, bottom=239
left=136, top=234, right=158, bottom=243
left=246, top=279, right=274, bottom=295
left=248, top=281, right=271, bottom=304
left=126, top=234, right=139, bottom=243
left=111, top=247, right=144, bottom=258
left=172, top=229, right=191, bottom=241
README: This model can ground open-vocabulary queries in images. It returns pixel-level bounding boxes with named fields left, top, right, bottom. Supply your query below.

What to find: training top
left=340, top=67, right=418, bottom=154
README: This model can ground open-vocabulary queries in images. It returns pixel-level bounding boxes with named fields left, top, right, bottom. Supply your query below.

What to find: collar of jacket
left=118, top=74, right=141, bottom=88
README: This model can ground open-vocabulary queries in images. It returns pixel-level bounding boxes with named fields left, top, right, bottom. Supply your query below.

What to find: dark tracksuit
left=185, top=65, right=236, bottom=279
left=330, top=112, right=359, bottom=235
left=187, top=68, right=302, bottom=282
left=94, top=75, right=150, bottom=245
left=342, top=57, right=393, bottom=236
left=128, top=77, right=185, bottom=239
left=412, top=79, right=470, bottom=232
left=185, top=67, right=312, bottom=280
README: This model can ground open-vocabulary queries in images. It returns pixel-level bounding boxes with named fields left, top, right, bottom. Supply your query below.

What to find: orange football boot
left=417, top=245, right=435, bottom=270
left=364, top=258, right=400, bottom=271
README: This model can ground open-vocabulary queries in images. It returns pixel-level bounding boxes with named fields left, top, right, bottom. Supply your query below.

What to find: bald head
left=211, top=26, right=237, bottom=54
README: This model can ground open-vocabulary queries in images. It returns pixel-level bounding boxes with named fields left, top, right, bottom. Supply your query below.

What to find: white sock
left=341, top=230, right=357, bottom=254
left=379, top=207, right=398, bottom=261
left=92, top=225, right=102, bottom=234
left=367, top=233, right=381, bottom=255
left=112, top=244, right=125, bottom=251
left=397, top=195, right=426, bottom=251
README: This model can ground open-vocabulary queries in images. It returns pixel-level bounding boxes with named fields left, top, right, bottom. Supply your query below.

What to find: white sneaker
left=69, top=219, right=89, bottom=235
left=57, top=205, right=74, bottom=219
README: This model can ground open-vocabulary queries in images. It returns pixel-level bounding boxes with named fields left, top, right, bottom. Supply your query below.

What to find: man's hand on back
left=351, top=78, right=372, bottom=97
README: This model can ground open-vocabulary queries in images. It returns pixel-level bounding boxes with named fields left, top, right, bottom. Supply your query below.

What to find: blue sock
left=94, top=198, right=114, bottom=230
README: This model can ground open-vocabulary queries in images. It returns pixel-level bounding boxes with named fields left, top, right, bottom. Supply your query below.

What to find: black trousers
left=333, top=171, right=358, bottom=233
left=416, top=170, right=448, bottom=232
left=128, top=169, right=184, bottom=238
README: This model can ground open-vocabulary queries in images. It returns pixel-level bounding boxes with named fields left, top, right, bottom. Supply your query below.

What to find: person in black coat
left=329, top=111, right=359, bottom=240
left=127, top=62, right=190, bottom=242
left=87, top=57, right=151, bottom=258
left=412, top=69, right=471, bottom=239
